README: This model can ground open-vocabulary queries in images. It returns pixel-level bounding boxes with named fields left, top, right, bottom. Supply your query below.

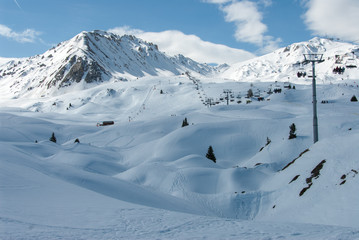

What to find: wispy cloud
left=0, top=24, right=41, bottom=43
left=303, top=0, right=359, bottom=43
left=13, top=0, right=22, bottom=9
left=259, top=0, right=272, bottom=7
left=108, top=26, right=255, bottom=64
left=204, top=0, right=281, bottom=53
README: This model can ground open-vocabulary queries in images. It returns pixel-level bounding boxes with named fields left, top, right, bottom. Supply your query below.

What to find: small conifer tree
left=351, top=95, right=358, bottom=102
left=182, top=117, right=189, bottom=127
left=289, top=123, right=297, bottom=139
left=49, top=132, right=57, bottom=143
left=206, top=145, right=216, bottom=163
left=74, top=138, right=80, bottom=143
left=247, top=89, right=253, bottom=98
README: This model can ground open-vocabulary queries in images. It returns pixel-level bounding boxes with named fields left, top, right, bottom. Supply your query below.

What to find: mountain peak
left=0, top=30, right=214, bottom=97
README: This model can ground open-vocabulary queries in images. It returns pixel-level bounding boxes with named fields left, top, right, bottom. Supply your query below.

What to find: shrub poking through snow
left=49, top=132, right=57, bottom=143
left=289, top=123, right=297, bottom=139
left=74, top=138, right=80, bottom=143
left=206, top=145, right=216, bottom=163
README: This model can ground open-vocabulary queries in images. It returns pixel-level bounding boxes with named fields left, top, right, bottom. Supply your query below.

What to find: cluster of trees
left=49, top=132, right=79, bottom=143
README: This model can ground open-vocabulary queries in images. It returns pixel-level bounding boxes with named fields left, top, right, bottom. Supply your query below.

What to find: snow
left=1, top=34, right=359, bottom=239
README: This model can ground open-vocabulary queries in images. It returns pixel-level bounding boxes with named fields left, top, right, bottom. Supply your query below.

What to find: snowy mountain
left=2, top=35, right=359, bottom=100
left=221, top=37, right=359, bottom=83
left=1, top=35, right=359, bottom=239
left=0, top=30, right=214, bottom=97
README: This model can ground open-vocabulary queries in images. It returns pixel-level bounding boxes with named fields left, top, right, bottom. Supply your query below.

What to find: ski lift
left=332, top=65, right=345, bottom=74
left=254, top=90, right=261, bottom=98
left=345, top=51, right=357, bottom=68
left=297, top=64, right=306, bottom=78
left=335, top=55, right=343, bottom=64
left=284, top=82, right=291, bottom=89
left=307, top=69, right=313, bottom=78
left=345, top=58, right=357, bottom=68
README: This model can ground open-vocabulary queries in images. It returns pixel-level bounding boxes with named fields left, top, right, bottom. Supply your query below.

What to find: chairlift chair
left=332, top=64, right=345, bottom=74
left=335, top=55, right=343, bottom=64
left=284, top=82, right=291, bottom=88
left=345, top=50, right=357, bottom=68
left=297, top=65, right=306, bottom=78
left=307, top=69, right=313, bottom=78
left=345, top=58, right=357, bottom=68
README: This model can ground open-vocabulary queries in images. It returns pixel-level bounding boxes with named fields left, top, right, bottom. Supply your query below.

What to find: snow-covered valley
left=1, top=32, right=359, bottom=239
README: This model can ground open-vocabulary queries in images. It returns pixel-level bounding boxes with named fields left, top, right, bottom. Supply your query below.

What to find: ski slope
left=1, top=71, right=359, bottom=239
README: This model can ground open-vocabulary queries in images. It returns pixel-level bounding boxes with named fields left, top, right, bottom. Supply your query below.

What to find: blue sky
left=1, top=0, right=358, bottom=64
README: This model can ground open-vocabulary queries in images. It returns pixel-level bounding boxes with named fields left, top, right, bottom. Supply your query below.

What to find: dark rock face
left=48, top=56, right=108, bottom=88
left=61, top=56, right=86, bottom=87
left=85, top=61, right=106, bottom=83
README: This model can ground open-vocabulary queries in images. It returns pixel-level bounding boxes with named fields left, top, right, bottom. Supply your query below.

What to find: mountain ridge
left=1, top=32, right=359, bottom=98
left=0, top=30, right=215, bottom=97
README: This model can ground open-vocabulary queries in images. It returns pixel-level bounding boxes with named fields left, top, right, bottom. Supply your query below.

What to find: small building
left=97, top=121, right=114, bottom=126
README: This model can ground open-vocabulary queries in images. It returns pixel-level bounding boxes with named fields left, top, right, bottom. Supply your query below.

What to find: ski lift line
left=129, top=85, right=155, bottom=122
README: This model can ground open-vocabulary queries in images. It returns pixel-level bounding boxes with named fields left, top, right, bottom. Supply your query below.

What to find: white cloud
left=108, top=26, right=255, bottom=64
left=259, top=36, right=282, bottom=54
left=204, top=0, right=281, bottom=53
left=303, top=0, right=359, bottom=43
left=0, top=24, right=41, bottom=43
left=222, top=1, right=267, bottom=45
left=107, top=26, right=144, bottom=36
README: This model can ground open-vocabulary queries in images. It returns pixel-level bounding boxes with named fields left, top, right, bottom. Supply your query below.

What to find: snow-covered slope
left=0, top=30, right=214, bottom=97
left=1, top=71, right=359, bottom=239
left=1, top=36, right=359, bottom=239
left=221, top=37, right=359, bottom=83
